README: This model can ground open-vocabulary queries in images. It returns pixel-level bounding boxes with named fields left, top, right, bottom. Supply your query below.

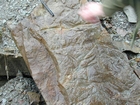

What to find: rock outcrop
left=0, top=0, right=39, bottom=79
left=0, top=71, right=41, bottom=105
left=9, top=0, right=140, bottom=105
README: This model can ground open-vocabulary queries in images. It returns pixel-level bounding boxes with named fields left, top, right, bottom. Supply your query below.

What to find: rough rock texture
left=0, top=71, right=41, bottom=105
left=102, top=11, right=140, bottom=53
left=9, top=0, right=140, bottom=105
left=0, top=0, right=39, bottom=78
left=0, top=0, right=39, bottom=55
left=0, top=55, right=30, bottom=77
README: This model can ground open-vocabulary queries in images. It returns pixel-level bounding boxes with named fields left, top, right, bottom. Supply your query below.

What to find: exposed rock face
left=0, top=0, right=39, bottom=55
left=0, top=0, right=39, bottom=78
left=9, top=0, right=140, bottom=105
left=102, top=11, right=140, bottom=53
left=0, top=71, right=41, bottom=105
left=0, top=55, right=30, bottom=77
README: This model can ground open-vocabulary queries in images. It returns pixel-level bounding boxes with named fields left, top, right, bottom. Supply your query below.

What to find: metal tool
left=40, top=0, right=54, bottom=17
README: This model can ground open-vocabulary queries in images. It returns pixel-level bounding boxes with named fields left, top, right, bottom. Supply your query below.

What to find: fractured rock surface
left=0, top=0, right=40, bottom=77
left=9, top=0, right=140, bottom=105
left=0, top=72, right=41, bottom=105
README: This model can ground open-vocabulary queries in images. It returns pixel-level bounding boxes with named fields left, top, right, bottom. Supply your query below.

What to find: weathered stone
left=124, top=6, right=137, bottom=23
left=0, top=54, right=30, bottom=77
left=111, top=34, right=140, bottom=53
left=0, top=73, right=41, bottom=105
left=0, top=0, right=40, bottom=77
left=9, top=0, right=140, bottom=105
left=0, top=0, right=40, bottom=56
left=101, top=11, right=140, bottom=53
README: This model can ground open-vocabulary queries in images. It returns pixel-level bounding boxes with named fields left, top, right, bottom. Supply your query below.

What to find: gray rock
left=124, top=6, right=137, bottom=23
left=0, top=74, right=41, bottom=105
